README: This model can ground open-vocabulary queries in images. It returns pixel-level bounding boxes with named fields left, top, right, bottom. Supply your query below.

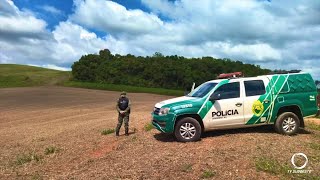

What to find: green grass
left=255, top=157, right=289, bottom=175
left=144, top=123, right=154, bottom=131
left=15, top=152, right=42, bottom=165
left=181, top=164, right=193, bottom=172
left=0, top=64, right=70, bottom=88
left=0, top=64, right=183, bottom=96
left=309, top=154, right=320, bottom=163
left=101, top=129, right=115, bottom=135
left=64, top=81, right=184, bottom=96
left=131, top=135, right=138, bottom=141
left=201, top=170, right=216, bottom=179
left=309, top=142, right=320, bottom=151
left=254, top=156, right=320, bottom=179
left=306, top=121, right=320, bottom=131
left=44, top=146, right=59, bottom=155
left=31, top=172, right=43, bottom=180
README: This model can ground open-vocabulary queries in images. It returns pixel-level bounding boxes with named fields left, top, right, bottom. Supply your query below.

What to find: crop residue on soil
left=0, top=87, right=319, bottom=179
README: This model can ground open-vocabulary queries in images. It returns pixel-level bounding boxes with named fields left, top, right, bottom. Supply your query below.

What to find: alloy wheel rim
left=282, top=117, right=296, bottom=133
left=180, top=122, right=196, bottom=139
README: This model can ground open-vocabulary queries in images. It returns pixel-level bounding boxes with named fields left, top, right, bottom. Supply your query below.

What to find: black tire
left=274, top=112, right=300, bottom=135
left=174, top=117, right=201, bottom=142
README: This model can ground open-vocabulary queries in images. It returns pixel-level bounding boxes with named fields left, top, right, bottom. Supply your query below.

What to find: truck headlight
left=159, top=108, right=170, bottom=115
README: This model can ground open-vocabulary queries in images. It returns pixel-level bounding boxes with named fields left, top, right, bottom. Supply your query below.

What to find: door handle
left=235, top=103, right=242, bottom=107
left=264, top=100, right=270, bottom=104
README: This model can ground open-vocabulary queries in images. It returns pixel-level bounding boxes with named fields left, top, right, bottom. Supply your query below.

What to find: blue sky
left=13, top=0, right=73, bottom=30
left=13, top=0, right=150, bottom=32
left=0, top=0, right=319, bottom=79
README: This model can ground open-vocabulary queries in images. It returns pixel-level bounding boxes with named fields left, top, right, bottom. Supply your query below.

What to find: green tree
left=71, top=49, right=271, bottom=90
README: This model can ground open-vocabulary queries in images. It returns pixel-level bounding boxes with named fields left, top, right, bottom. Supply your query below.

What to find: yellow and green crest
left=252, top=100, right=264, bottom=116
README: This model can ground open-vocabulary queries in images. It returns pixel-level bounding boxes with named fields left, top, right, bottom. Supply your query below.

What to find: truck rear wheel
left=275, top=112, right=300, bottom=135
left=174, top=117, right=201, bottom=142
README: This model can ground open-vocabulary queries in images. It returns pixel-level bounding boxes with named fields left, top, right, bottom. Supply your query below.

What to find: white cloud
left=0, top=0, right=319, bottom=80
left=0, top=0, right=47, bottom=38
left=70, top=0, right=163, bottom=36
left=51, top=21, right=109, bottom=64
left=43, top=64, right=71, bottom=71
left=221, top=43, right=282, bottom=61
left=40, top=5, right=63, bottom=15
left=0, top=0, right=111, bottom=68
left=0, top=15, right=47, bottom=35
left=0, top=0, right=19, bottom=16
left=28, top=64, right=71, bottom=71
left=0, top=53, right=12, bottom=63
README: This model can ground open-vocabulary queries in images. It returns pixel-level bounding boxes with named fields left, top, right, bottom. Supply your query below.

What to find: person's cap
left=120, top=91, right=126, bottom=95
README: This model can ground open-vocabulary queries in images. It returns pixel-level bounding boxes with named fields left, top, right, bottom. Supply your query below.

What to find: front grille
left=154, top=107, right=160, bottom=115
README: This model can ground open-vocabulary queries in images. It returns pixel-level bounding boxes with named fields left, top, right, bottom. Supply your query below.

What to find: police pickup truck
left=152, top=72, right=318, bottom=142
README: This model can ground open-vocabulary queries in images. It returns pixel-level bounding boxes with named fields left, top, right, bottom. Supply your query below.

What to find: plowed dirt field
left=0, top=87, right=319, bottom=179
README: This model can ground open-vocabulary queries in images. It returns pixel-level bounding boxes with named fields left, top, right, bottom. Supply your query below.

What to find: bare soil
left=0, top=87, right=319, bottom=179
left=306, top=117, right=320, bottom=125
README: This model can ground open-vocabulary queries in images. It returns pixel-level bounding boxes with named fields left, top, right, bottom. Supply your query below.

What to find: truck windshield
left=187, top=82, right=217, bottom=98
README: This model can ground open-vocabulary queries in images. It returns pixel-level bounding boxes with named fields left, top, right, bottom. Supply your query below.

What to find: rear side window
left=215, top=82, right=240, bottom=99
left=244, top=80, right=266, bottom=96
left=280, top=81, right=290, bottom=93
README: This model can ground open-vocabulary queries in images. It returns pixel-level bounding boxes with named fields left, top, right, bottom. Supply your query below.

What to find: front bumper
left=151, top=113, right=175, bottom=133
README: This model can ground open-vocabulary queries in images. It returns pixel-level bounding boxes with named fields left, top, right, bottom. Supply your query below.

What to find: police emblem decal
left=252, top=100, right=264, bottom=116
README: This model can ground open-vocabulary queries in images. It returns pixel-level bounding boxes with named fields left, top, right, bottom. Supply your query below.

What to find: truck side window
left=215, top=82, right=240, bottom=99
left=280, top=81, right=290, bottom=93
left=244, top=80, right=266, bottom=96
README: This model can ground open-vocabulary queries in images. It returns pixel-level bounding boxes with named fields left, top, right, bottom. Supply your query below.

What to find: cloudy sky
left=0, top=0, right=319, bottom=79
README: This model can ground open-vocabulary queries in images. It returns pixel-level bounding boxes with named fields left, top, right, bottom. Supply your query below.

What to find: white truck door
left=243, top=77, right=272, bottom=125
left=204, top=81, right=245, bottom=128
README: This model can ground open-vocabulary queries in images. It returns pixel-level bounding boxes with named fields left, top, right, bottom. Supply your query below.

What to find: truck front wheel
left=174, top=117, right=201, bottom=142
left=275, top=112, right=300, bottom=135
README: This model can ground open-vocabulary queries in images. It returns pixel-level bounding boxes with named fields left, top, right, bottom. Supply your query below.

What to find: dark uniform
left=115, top=92, right=131, bottom=136
left=317, top=94, right=320, bottom=116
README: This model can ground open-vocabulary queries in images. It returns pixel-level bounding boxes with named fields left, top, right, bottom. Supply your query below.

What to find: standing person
left=317, top=94, right=320, bottom=117
left=115, top=91, right=131, bottom=136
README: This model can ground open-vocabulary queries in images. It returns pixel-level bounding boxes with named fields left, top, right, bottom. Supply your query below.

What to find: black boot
left=115, top=131, right=119, bottom=136
left=125, top=128, right=129, bottom=136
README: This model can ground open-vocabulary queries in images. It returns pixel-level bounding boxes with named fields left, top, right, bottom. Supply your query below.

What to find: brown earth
left=306, top=117, right=320, bottom=125
left=0, top=87, right=319, bottom=179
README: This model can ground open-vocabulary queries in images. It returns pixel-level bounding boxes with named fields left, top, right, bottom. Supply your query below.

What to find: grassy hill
left=0, top=64, right=71, bottom=88
left=0, top=64, right=183, bottom=96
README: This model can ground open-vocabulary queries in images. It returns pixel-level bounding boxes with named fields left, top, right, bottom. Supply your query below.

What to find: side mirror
left=184, top=91, right=190, bottom=96
left=209, top=93, right=221, bottom=101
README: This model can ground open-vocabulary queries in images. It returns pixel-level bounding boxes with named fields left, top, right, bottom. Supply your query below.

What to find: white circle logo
left=291, top=153, right=308, bottom=169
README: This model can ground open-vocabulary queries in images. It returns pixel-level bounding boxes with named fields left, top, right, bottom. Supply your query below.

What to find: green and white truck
left=152, top=72, right=318, bottom=142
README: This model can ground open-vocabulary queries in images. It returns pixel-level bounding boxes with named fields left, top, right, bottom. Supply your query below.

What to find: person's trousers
left=116, top=114, right=129, bottom=134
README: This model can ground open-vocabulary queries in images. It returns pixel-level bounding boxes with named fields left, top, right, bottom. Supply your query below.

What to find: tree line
left=71, top=49, right=271, bottom=90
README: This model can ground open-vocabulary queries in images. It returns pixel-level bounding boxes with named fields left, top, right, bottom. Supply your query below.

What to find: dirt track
left=0, top=87, right=319, bottom=179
